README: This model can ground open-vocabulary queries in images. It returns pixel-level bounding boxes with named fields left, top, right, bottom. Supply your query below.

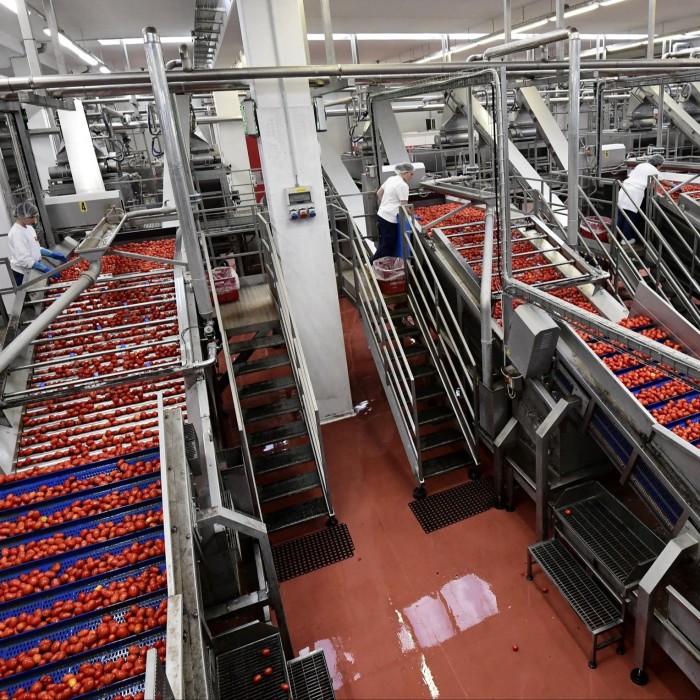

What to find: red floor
left=277, top=298, right=699, bottom=700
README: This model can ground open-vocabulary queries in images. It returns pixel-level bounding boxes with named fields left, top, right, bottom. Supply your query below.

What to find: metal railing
left=256, top=213, right=335, bottom=517
left=400, top=205, right=480, bottom=468
left=337, top=204, right=421, bottom=479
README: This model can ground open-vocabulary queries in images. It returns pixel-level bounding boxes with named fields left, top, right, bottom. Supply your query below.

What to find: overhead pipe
left=142, top=27, right=213, bottom=321
left=483, top=28, right=573, bottom=60
left=3, top=59, right=700, bottom=95
left=179, top=44, right=193, bottom=72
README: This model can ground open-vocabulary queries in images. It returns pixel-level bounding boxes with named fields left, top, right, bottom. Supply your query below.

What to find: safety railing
left=400, top=205, right=480, bottom=469
left=256, top=212, right=335, bottom=517
left=337, top=203, right=421, bottom=480
left=200, top=228, right=262, bottom=520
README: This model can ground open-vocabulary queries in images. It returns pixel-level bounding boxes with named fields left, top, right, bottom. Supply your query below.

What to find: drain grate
left=272, top=523, right=354, bottom=582
left=409, top=477, right=495, bottom=533
left=288, top=650, right=335, bottom=700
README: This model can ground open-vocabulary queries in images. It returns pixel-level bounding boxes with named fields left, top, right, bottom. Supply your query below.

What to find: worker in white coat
left=372, top=162, right=415, bottom=262
left=7, top=202, right=66, bottom=286
left=616, top=154, right=664, bottom=243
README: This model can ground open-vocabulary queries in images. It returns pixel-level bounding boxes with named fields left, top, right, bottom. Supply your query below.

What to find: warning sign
left=79, top=201, right=88, bottom=213
left=604, top=150, right=609, bottom=158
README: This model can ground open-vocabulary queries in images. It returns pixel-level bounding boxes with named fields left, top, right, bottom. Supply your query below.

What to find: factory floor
left=274, top=297, right=698, bottom=700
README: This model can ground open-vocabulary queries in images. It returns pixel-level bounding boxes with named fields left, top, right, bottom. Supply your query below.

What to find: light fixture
left=513, top=19, right=549, bottom=34
left=563, top=3, right=600, bottom=18
left=98, top=36, right=193, bottom=46
left=599, top=0, right=626, bottom=6
left=98, top=65, right=111, bottom=73
left=44, top=28, right=99, bottom=66
left=0, top=0, right=17, bottom=13
left=606, top=40, right=645, bottom=52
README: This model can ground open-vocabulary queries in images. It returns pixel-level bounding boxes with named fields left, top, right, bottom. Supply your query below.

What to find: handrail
left=400, top=207, right=480, bottom=467
left=328, top=202, right=421, bottom=480
left=200, top=232, right=261, bottom=520
left=256, top=213, right=334, bottom=516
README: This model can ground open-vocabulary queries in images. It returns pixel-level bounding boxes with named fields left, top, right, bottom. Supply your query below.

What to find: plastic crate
left=0, top=590, right=166, bottom=670
left=0, top=558, right=166, bottom=621
left=378, top=278, right=407, bottom=295
left=0, top=501, right=162, bottom=555
left=0, top=629, right=165, bottom=695
left=580, top=216, right=612, bottom=243
left=0, top=527, right=164, bottom=589
left=9, top=449, right=160, bottom=491
left=0, top=474, right=161, bottom=528
left=211, top=266, right=240, bottom=303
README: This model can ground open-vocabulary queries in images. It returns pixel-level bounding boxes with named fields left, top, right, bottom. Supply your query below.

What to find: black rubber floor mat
left=409, top=476, right=495, bottom=533
left=273, top=523, right=354, bottom=582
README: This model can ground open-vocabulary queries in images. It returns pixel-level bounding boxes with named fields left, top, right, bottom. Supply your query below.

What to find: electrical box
left=599, top=143, right=625, bottom=171
left=239, top=96, right=259, bottom=138
left=284, top=186, right=316, bottom=221
left=313, top=96, right=327, bottom=132
left=505, top=304, right=560, bottom=378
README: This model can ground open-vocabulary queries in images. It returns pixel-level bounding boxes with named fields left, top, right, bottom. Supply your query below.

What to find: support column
left=237, top=0, right=352, bottom=421
left=646, top=0, right=656, bottom=59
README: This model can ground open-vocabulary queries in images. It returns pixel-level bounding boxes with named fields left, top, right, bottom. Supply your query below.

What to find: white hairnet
left=13, top=201, right=39, bottom=219
left=648, top=154, right=664, bottom=167
left=394, top=162, right=415, bottom=174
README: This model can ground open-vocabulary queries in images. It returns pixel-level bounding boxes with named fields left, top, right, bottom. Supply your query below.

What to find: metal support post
left=556, top=0, right=565, bottom=60
left=497, top=66, right=513, bottom=337
left=350, top=34, right=360, bottom=64
left=656, top=81, right=664, bottom=149
left=631, top=530, right=698, bottom=685
left=503, top=0, right=511, bottom=45
left=646, top=0, right=656, bottom=59
left=467, top=88, right=475, bottom=164
left=142, top=28, right=213, bottom=320
left=15, top=0, right=42, bottom=77
left=481, top=203, right=496, bottom=388
left=567, top=31, right=581, bottom=247
left=320, top=0, right=336, bottom=65
left=534, top=397, right=579, bottom=541
left=42, top=0, right=67, bottom=75
left=494, top=417, right=518, bottom=510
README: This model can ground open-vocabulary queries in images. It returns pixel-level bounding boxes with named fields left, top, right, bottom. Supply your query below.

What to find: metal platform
left=220, top=283, right=278, bottom=334
left=288, top=649, right=336, bottom=700
left=527, top=538, right=624, bottom=669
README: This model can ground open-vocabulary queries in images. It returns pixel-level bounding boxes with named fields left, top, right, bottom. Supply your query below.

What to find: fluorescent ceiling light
left=599, top=0, right=626, bottom=5
left=563, top=4, right=599, bottom=18
left=513, top=19, right=549, bottom=34
left=44, top=28, right=98, bottom=66
left=0, top=0, right=17, bottom=12
left=98, top=65, right=111, bottom=73
left=98, top=36, right=192, bottom=46
left=606, top=40, right=644, bottom=52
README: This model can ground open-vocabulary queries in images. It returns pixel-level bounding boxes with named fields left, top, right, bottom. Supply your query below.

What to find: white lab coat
left=8, top=222, right=42, bottom=274
left=377, top=175, right=409, bottom=223
left=617, top=162, right=660, bottom=212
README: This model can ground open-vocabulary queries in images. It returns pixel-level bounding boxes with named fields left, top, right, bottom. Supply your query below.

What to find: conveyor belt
left=0, top=240, right=183, bottom=697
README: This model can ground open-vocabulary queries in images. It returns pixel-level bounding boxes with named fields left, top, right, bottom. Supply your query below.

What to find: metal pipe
left=16, top=0, right=42, bottom=77
left=568, top=31, right=581, bottom=246
left=656, top=81, right=665, bottom=149
left=143, top=27, right=213, bottom=320
left=0, top=262, right=101, bottom=376
left=647, top=0, right=657, bottom=59
left=350, top=34, right=359, bottom=64
left=556, top=0, right=565, bottom=61
left=483, top=28, right=573, bottom=60
left=4, top=59, right=700, bottom=94
left=503, top=0, right=511, bottom=45
left=179, top=44, right=193, bottom=72
left=320, top=0, right=336, bottom=65
left=481, top=204, right=495, bottom=388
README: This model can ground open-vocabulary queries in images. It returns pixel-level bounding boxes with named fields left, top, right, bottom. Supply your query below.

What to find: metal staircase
left=340, top=205, right=479, bottom=498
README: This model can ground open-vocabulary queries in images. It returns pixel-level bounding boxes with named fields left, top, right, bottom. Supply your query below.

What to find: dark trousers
left=371, top=216, right=399, bottom=262
left=12, top=269, right=24, bottom=287
left=616, top=208, right=638, bottom=241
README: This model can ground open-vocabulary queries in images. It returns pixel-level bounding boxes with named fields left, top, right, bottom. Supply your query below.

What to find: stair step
left=233, top=352, right=290, bottom=376
left=216, top=446, right=243, bottom=470
left=528, top=539, right=623, bottom=633
left=416, top=383, right=445, bottom=402
left=263, top=496, right=329, bottom=533
left=404, top=343, right=428, bottom=358
left=248, top=420, right=308, bottom=449
left=395, top=324, right=420, bottom=338
left=230, top=333, right=284, bottom=354
left=422, top=451, right=473, bottom=478
left=417, top=406, right=454, bottom=426
left=238, top=375, right=297, bottom=400
left=412, top=364, right=437, bottom=380
left=420, top=427, right=463, bottom=452
left=258, top=471, right=322, bottom=503
left=244, top=397, right=302, bottom=424
left=254, top=444, right=315, bottom=476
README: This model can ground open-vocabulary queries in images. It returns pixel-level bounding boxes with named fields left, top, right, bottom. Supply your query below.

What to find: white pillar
left=237, top=0, right=353, bottom=422
left=57, top=100, right=105, bottom=194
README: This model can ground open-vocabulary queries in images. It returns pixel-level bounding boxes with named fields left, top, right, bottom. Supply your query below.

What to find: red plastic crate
left=212, top=266, right=240, bottom=303
left=580, top=216, right=612, bottom=243
left=378, top=278, right=406, bottom=295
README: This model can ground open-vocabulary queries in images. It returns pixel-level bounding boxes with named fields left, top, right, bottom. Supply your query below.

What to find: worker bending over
left=372, top=162, right=415, bottom=262
left=8, top=201, right=66, bottom=286
left=616, top=154, right=664, bottom=244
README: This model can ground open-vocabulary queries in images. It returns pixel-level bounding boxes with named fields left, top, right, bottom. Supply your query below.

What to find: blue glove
left=32, top=261, right=51, bottom=274
left=41, top=248, right=67, bottom=262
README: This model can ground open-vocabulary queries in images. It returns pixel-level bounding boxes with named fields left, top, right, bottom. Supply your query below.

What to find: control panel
left=284, top=186, right=316, bottom=221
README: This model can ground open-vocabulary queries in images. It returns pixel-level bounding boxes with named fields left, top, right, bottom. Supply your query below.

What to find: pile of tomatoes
left=634, top=380, right=692, bottom=407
